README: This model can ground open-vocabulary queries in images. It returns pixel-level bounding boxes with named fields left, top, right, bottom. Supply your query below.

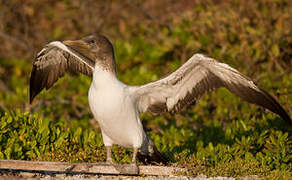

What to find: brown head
left=63, top=34, right=116, bottom=74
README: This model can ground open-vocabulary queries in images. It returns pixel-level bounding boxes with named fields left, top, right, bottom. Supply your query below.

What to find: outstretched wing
left=131, top=54, right=291, bottom=124
left=29, top=41, right=94, bottom=103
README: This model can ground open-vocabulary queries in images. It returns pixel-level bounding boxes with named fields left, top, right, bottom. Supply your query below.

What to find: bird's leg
left=128, top=147, right=139, bottom=174
left=106, top=146, right=113, bottom=164
left=113, top=147, right=139, bottom=175
left=132, top=148, right=138, bottom=164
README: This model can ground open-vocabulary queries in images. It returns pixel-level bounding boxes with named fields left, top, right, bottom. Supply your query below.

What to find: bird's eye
left=88, top=39, right=95, bottom=44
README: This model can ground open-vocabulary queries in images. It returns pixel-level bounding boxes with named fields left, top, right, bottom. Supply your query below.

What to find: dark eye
left=88, top=39, right=95, bottom=44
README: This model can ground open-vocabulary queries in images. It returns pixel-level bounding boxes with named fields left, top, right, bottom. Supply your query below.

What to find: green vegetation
left=0, top=0, right=291, bottom=178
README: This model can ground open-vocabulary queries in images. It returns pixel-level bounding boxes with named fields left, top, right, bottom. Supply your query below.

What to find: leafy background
left=0, top=0, right=291, bottom=178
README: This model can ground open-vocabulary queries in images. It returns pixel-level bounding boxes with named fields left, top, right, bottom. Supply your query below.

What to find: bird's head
left=63, top=34, right=116, bottom=73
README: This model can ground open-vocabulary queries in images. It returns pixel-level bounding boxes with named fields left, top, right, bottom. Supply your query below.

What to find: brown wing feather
left=230, top=84, right=291, bottom=122
left=169, top=71, right=220, bottom=114
left=29, top=43, right=94, bottom=103
left=133, top=54, right=291, bottom=124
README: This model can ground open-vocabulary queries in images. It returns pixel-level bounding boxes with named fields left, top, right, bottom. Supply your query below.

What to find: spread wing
left=29, top=41, right=94, bottom=103
left=131, top=54, right=291, bottom=124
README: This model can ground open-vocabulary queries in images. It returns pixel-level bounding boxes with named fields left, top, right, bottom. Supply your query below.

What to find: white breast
left=88, top=67, right=145, bottom=148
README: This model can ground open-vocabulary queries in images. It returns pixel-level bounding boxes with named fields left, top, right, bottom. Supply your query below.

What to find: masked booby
left=29, top=35, right=291, bottom=170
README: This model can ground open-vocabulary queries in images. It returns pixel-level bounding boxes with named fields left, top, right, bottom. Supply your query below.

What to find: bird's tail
left=137, top=135, right=169, bottom=165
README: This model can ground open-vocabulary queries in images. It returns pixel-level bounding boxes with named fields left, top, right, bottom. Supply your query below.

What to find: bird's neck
left=92, top=65, right=122, bottom=90
left=95, top=54, right=116, bottom=75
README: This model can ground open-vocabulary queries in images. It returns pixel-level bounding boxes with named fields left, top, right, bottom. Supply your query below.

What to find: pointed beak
left=63, top=39, right=87, bottom=47
left=62, top=40, right=96, bottom=61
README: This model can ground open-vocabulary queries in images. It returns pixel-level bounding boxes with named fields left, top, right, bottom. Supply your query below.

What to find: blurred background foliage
left=0, top=0, right=291, bottom=178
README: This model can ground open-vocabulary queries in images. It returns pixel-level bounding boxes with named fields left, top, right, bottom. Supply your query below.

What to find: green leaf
left=272, top=44, right=280, bottom=57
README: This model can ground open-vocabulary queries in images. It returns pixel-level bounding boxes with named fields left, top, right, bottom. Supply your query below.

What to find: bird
left=30, top=34, right=291, bottom=171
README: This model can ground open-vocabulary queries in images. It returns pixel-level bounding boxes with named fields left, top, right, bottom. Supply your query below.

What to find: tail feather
left=138, top=136, right=168, bottom=165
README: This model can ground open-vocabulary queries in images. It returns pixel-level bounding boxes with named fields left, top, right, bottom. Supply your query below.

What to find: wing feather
left=29, top=42, right=94, bottom=103
left=131, top=54, right=291, bottom=124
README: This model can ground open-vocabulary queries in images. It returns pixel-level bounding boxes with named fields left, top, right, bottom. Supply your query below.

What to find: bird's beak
left=62, top=40, right=96, bottom=61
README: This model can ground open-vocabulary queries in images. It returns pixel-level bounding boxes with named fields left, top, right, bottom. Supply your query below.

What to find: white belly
left=88, top=79, right=145, bottom=148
